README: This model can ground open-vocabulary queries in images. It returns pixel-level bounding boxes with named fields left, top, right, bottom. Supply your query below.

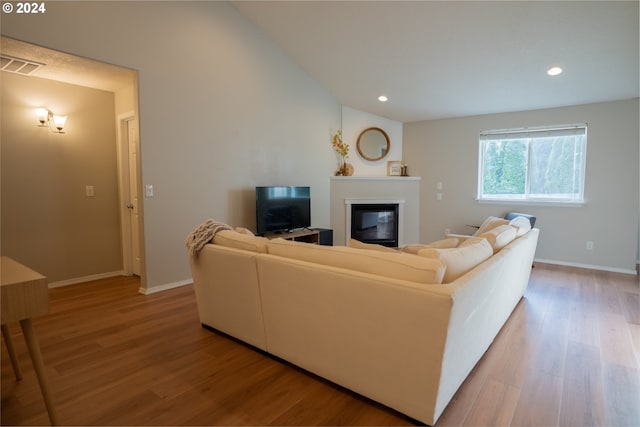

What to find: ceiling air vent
left=1, top=54, right=45, bottom=76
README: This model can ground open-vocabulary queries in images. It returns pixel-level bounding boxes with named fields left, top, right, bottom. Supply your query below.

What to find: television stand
left=262, top=228, right=333, bottom=245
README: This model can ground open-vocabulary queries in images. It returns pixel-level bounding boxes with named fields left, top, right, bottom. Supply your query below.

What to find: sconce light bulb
left=35, top=108, right=49, bottom=125
left=53, top=115, right=67, bottom=132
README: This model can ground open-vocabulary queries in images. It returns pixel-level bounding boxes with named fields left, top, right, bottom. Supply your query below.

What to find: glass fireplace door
left=350, top=204, right=399, bottom=247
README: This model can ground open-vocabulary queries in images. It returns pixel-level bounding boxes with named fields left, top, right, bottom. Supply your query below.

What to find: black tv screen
left=256, top=186, right=311, bottom=235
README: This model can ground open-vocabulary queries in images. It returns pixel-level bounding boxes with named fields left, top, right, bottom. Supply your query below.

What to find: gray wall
left=1, top=73, right=122, bottom=282
left=404, top=98, right=639, bottom=273
left=1, top=1, right=341, bottom=291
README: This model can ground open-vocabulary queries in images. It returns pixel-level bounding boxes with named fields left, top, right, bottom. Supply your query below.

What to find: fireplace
left=332, top=177, right=419, bottom=246
left=348, top=202, right=402, bottom=247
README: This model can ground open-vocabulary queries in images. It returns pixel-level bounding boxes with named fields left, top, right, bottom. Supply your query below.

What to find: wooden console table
left=1, top=256, right=58, bottom=425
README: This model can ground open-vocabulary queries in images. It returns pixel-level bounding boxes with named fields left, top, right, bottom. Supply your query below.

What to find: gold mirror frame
left=356, top=127, right=390, bottom=161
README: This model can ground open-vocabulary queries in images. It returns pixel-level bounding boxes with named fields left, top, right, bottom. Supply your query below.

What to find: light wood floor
left=1, top=265, right=638, bottom=426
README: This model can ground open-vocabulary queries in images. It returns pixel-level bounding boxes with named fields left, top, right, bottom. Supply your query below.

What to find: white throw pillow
left=508, top=216, right=532, bottom=236
left=475, top=216, right=509, bottom=235
left=478, top=224, right=517, bottom=252
left=418, top=237, right=493, bottom=283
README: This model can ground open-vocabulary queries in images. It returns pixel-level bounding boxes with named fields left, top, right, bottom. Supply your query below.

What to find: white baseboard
left=535, top=258, right=638, bottom=275
left=139, top=278, right=193, bottom=295
left=48, top=270, right=126, bottom=288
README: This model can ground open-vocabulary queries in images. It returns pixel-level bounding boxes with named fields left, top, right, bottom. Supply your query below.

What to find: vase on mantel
left=336, top=161, right=354, bottom=176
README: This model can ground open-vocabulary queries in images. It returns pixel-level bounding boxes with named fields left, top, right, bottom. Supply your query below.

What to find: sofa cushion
left=418, top=237, right=493, bottom=283
left=478, top=224, right=517, bottom=252
left=213, top=230, right=269, bottom=253
left=235, top=227, right=255, bottom=236
left=475, top=216, right=509, bottom=235
left=348, top=239, right=399, bottom=253
left=508, top=216, right=532, bottom=236
left=268, top=238, right=446, bottom=284
left=401, top=238, right=460, bottom=254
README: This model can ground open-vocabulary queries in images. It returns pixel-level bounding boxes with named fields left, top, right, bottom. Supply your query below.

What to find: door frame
left=116, top=111, right=143, bottom=276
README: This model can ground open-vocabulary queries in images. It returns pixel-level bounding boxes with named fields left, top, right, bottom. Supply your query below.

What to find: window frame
left=477, top=124, right=588, bottom=206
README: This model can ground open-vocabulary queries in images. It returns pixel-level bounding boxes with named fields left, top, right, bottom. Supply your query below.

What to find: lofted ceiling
left=1, top=2, right=637, bottom=123
left=233, top=1, right=640, bottom=122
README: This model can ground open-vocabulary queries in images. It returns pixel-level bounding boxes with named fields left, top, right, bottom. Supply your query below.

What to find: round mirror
left=356, top=127, right=390, bottom=161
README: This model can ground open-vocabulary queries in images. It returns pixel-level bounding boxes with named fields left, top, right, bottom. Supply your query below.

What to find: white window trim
left=477, top=123, right=587, bottom=205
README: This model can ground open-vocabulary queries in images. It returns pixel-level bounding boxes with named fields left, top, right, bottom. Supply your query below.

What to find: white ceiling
left=0, top=36, right=135, bottom=93
left=2, top=2, right=637, bottom=123
left=233, top=1, right=639, bottom=122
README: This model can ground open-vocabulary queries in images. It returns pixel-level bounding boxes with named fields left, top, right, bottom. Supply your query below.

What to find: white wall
left=2, top=1, right=341, bottom=292
left=404, top=99, right=639, bottom=274
left=342, top=106, right=403, bottom=176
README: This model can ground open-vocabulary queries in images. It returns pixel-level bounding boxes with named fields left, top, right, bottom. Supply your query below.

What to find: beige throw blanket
left=185, top=219, right=233, bottom=259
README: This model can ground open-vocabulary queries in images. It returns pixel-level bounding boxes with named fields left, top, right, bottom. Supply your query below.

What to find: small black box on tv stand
left=312, top=228, right=333, bottom=246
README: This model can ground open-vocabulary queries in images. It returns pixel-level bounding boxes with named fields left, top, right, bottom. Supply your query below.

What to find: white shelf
left=330, top=176, right=421, bottom=181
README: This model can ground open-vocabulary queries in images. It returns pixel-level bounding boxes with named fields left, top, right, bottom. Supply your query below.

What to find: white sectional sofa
left=188, top=219, right=539, bottom=425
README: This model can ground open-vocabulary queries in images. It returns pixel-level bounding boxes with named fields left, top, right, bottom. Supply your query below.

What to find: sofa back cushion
left=268, top=238, right=446, bottom=284
left=478, top=224, right=517, bottom=252
left=401, top=237, right=460, bottom=254
left=347, top=239, right=399, bottom=253
left=213, top=230, right=269, bottom=253
left=418, top=237, right=493, bottom=283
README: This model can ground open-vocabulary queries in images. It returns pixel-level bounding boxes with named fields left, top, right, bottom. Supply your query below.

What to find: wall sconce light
left=35, top=108, right=67, bottom=133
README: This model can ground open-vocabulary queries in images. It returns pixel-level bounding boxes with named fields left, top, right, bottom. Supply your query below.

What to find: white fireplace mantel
left=331, top=176, right=421, bottom=182
left=330, top=176, right=421, bottom=246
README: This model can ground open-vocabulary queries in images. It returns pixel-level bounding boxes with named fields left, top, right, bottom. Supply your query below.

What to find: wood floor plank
left=602, top=363, right=640, bottom=426
left=434, top=362, right=488, bottom=426
left=567, top=300, right=600, bottom=346
left=620, top=291, right=640, bottom=325
left=462, top=378, right=519, bottom=426
left=485, top=301, right=541, bottom=389
left=599, top=311, right=638, bottom=368
left=510, top=371, right=563, bottom=426
left=558, top=341, right=607, bottom=426
left=2, top=266, right=638, bottom=426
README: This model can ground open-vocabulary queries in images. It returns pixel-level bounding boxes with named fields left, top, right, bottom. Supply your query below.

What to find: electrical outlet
left=586, top=241, right=594, bottom=250
left=85, top=185, right=94, bottom=197
left=445, top=228, right=451, bottom=235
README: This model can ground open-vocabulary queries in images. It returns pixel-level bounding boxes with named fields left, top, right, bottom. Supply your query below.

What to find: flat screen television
left=256, top=186, right=311, bottom=235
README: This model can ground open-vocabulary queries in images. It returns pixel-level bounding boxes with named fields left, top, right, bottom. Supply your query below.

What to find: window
left=478, top=124, right=587, bottom=204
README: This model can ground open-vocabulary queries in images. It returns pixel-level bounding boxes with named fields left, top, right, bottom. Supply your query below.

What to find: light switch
left=436, top=182, right=443, bottom=190
left=85, top=185, right=94, bottom=197
left=145, top=184, right=154, bottom=197
left=437, top=192, right=442, bottom=201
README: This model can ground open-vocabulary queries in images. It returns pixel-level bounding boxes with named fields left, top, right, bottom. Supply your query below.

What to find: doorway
left=1, top=36, right=145, bottom=286
left=118, top=113, right=142, bottom=276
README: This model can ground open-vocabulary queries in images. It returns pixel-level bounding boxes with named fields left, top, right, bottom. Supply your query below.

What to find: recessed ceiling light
left=547, top=66, right=563, bottom=76
left=378, top=95, right=388, bottom=102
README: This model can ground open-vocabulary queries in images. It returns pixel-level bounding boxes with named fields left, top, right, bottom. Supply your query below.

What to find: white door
left=127, top=119, right=142, bottom=276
